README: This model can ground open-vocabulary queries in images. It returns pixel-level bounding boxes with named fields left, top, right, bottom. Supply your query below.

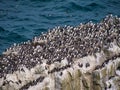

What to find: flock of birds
left=0, top=15, right=120, bottom=78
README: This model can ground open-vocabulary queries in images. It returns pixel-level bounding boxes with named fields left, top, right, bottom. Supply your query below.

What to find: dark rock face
left=0, top=15, right=120, bottom=90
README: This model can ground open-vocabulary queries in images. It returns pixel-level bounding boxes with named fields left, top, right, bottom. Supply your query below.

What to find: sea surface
left=0, top=0, right=120, bottom=54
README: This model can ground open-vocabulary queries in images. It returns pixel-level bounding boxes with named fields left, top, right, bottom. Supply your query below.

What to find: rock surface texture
left=0, top=15, right=120, bottom=90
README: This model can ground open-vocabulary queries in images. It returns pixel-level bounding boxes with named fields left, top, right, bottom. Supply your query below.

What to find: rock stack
left=0, top=15, right=120, bottom=90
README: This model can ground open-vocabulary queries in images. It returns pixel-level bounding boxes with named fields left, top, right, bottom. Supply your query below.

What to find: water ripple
left=69, top=1, right=92, bottom=12
left=86, top=2, right=106, bottom=9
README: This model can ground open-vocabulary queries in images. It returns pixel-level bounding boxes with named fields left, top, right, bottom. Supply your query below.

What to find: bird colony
left=0, top=15, right=120, bottom=90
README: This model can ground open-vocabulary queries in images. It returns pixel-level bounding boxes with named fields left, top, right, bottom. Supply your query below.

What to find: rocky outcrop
left=0, top=15, right=120, bottom=90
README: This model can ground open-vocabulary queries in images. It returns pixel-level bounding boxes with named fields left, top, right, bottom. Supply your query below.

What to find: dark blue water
left=0, top=0, right=120, bottom=54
